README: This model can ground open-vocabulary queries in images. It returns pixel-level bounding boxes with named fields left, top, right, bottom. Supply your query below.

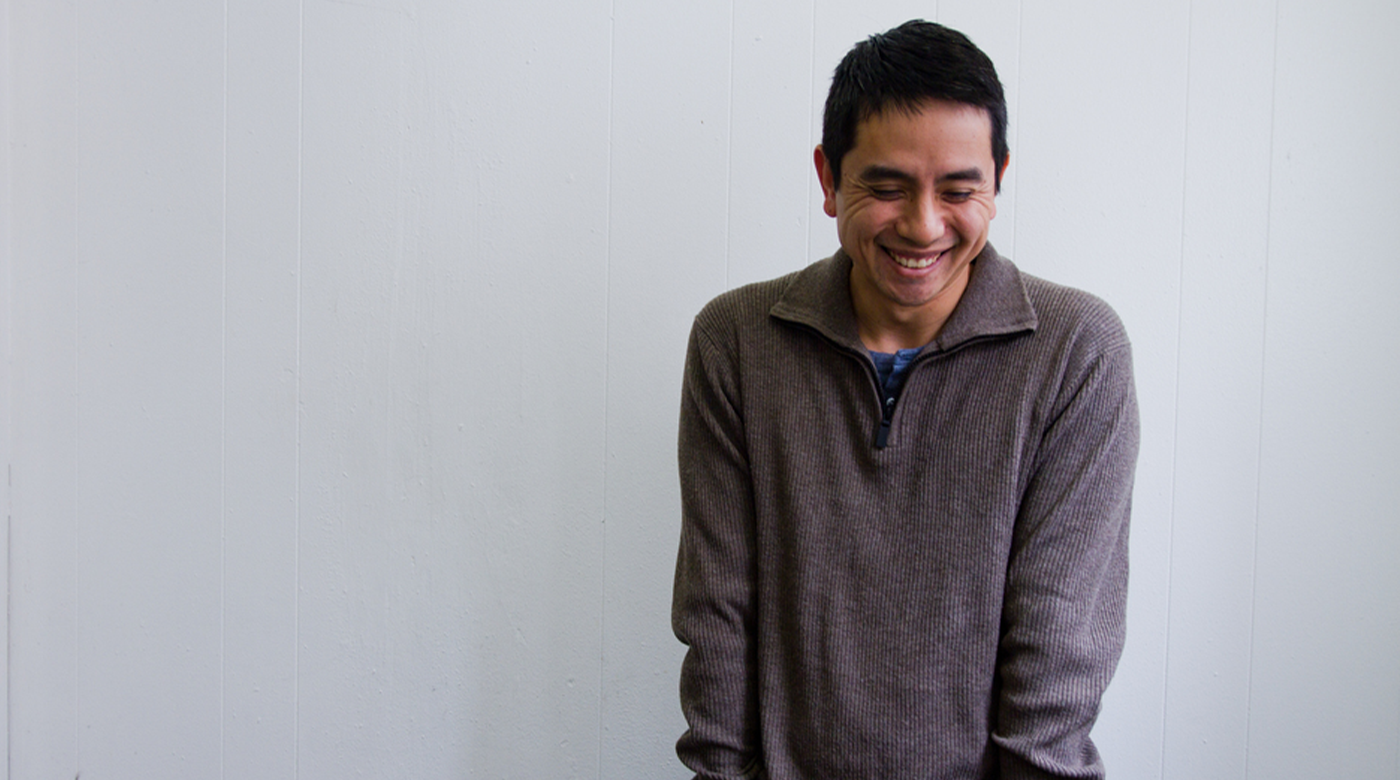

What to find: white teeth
left=890, top=251, right=939, bottom=269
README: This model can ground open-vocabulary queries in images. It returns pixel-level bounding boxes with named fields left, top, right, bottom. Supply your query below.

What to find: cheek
left=843, top=201, right=896, bottom=235
left=954, top=204, right=994, bottom=238
left=834, top=200, right=879, bottom=236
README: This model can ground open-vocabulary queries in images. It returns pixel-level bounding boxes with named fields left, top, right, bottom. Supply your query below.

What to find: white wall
left=5, top=0, right=1398, bottom=778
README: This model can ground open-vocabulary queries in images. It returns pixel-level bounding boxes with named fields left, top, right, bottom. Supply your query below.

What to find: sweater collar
left=768, top=243, right=1038, bottom=354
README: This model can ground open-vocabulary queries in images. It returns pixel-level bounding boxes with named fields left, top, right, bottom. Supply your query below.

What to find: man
left=672, top=19, right=1139, bottom=780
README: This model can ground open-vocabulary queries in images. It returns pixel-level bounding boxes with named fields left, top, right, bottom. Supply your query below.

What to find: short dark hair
left=822, top=20, right=1008, bottom=192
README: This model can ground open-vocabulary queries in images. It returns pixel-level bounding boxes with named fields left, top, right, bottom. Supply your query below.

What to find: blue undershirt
left=869, top=346, right=923, bottom=402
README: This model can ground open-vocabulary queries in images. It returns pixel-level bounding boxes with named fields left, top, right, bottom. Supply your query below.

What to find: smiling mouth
left=887, top=249, right=945, bottom=270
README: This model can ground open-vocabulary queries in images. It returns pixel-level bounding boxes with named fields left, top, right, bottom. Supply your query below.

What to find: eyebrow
left=937, top=168, right=986, bottom=184
left=855, top=165, right=986, bottom=185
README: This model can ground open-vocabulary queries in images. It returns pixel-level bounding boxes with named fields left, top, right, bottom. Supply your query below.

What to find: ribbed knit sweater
left=673, top=246, right=1139, bottom=780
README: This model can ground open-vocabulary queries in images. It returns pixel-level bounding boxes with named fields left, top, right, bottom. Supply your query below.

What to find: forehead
left=849, top=100, right=994, bottom=164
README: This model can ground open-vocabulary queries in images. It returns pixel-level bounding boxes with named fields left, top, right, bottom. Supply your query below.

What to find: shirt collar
left=769, top=243, right=1038, bottom=354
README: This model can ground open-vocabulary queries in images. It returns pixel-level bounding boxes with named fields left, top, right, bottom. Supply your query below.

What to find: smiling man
left=673, top=20, right=1139, bottom=780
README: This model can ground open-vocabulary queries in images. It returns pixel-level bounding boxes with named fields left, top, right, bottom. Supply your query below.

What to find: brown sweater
left=673, top=246, right=1139, bottom=779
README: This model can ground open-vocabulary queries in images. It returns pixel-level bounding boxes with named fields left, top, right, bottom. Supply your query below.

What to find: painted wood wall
left=4, top=0, right=1398, bottom=777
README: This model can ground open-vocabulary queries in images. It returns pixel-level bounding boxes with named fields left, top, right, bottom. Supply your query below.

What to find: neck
left=855, top=314, right=941, bottom=353
left=849, top=275, right=965, bottom=354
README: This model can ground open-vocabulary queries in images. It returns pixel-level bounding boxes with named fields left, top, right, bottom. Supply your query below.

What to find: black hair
left=822, top=20, right=1008, bottom=192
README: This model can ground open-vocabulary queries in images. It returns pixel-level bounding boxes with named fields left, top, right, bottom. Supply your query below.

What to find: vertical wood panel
left=7, top=1, right=79, bottom=776
left=1161, top=1, right=1276, bottom=777
left=725, top=0, right=818, bottom=288
left=296, top=0, right=611, bottom=776
left=601, top=2, right=735, bottom=776
left=1015, top=3, right=1190, bottom=776
left=441, top=3, right=612, bottom=775
left=296, top=4, right=451, bottom=775
left=70, top=2, right=226, bottom=776
left=223, top=1, right=302, bottom=777
left=0, top=0, right=13, bottom=768
left=73, top=5, right=225, bottom=769
left=1249, top=1, right=1400, bottom=777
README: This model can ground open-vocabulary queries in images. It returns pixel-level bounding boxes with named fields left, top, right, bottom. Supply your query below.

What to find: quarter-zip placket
left=876, top=392, right=896, bottom=448
left=856, top=349, right=915, bottom=451
left=863, top=336, right=1003, bottom=449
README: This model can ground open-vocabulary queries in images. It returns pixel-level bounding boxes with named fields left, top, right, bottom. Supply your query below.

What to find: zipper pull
left=875, top=395, right=895, bottom=449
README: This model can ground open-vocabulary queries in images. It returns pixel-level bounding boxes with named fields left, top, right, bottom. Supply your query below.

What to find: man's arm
left=672, top=318, right=762, bottom=779
left=994, top=338, right=1139, bottom=780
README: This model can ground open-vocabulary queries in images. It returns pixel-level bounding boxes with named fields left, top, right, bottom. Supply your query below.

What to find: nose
left=898, top=192, right=946, bottom=246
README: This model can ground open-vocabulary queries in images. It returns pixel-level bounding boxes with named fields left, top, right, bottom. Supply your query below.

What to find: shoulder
left=683, top=271, right=804, bottom=380
left=692, top=253, right=848, bottom=349
left=693, top=271, right=801, bottom=335
left=1021, top=272, right=1132, bottom=356
left=1015, top=273, right=1137, bottom=425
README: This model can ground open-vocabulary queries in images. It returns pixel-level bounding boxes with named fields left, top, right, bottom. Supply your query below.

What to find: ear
left=814, top=145, right=839, bottom=218
left=998, top=152, right=1011, bottom=191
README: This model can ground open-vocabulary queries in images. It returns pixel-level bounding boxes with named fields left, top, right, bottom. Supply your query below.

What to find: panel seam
left=219, top=1, right=230, bottom=777
left=295, top=2, right=305, bottom=777
left=1242, top=2, right=1281, bottom=777
left=596, top=0, right=616, bottom=775
left=1010, top=0, right=1023, bottom=256
left=723, top=0, right=736, bottom=289
left=1160, top=0, right=1195, bottom=775
left=804, top=0, right=817, bottom=265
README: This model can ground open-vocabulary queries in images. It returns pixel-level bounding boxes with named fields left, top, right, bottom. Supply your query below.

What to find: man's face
left=816, top=100, right=1000, bottom=342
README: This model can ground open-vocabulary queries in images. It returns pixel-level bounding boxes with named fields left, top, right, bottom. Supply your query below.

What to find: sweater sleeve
left=993, top=337, right=1139, bottom=779
left=672, top=317, right=763, bottom=780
